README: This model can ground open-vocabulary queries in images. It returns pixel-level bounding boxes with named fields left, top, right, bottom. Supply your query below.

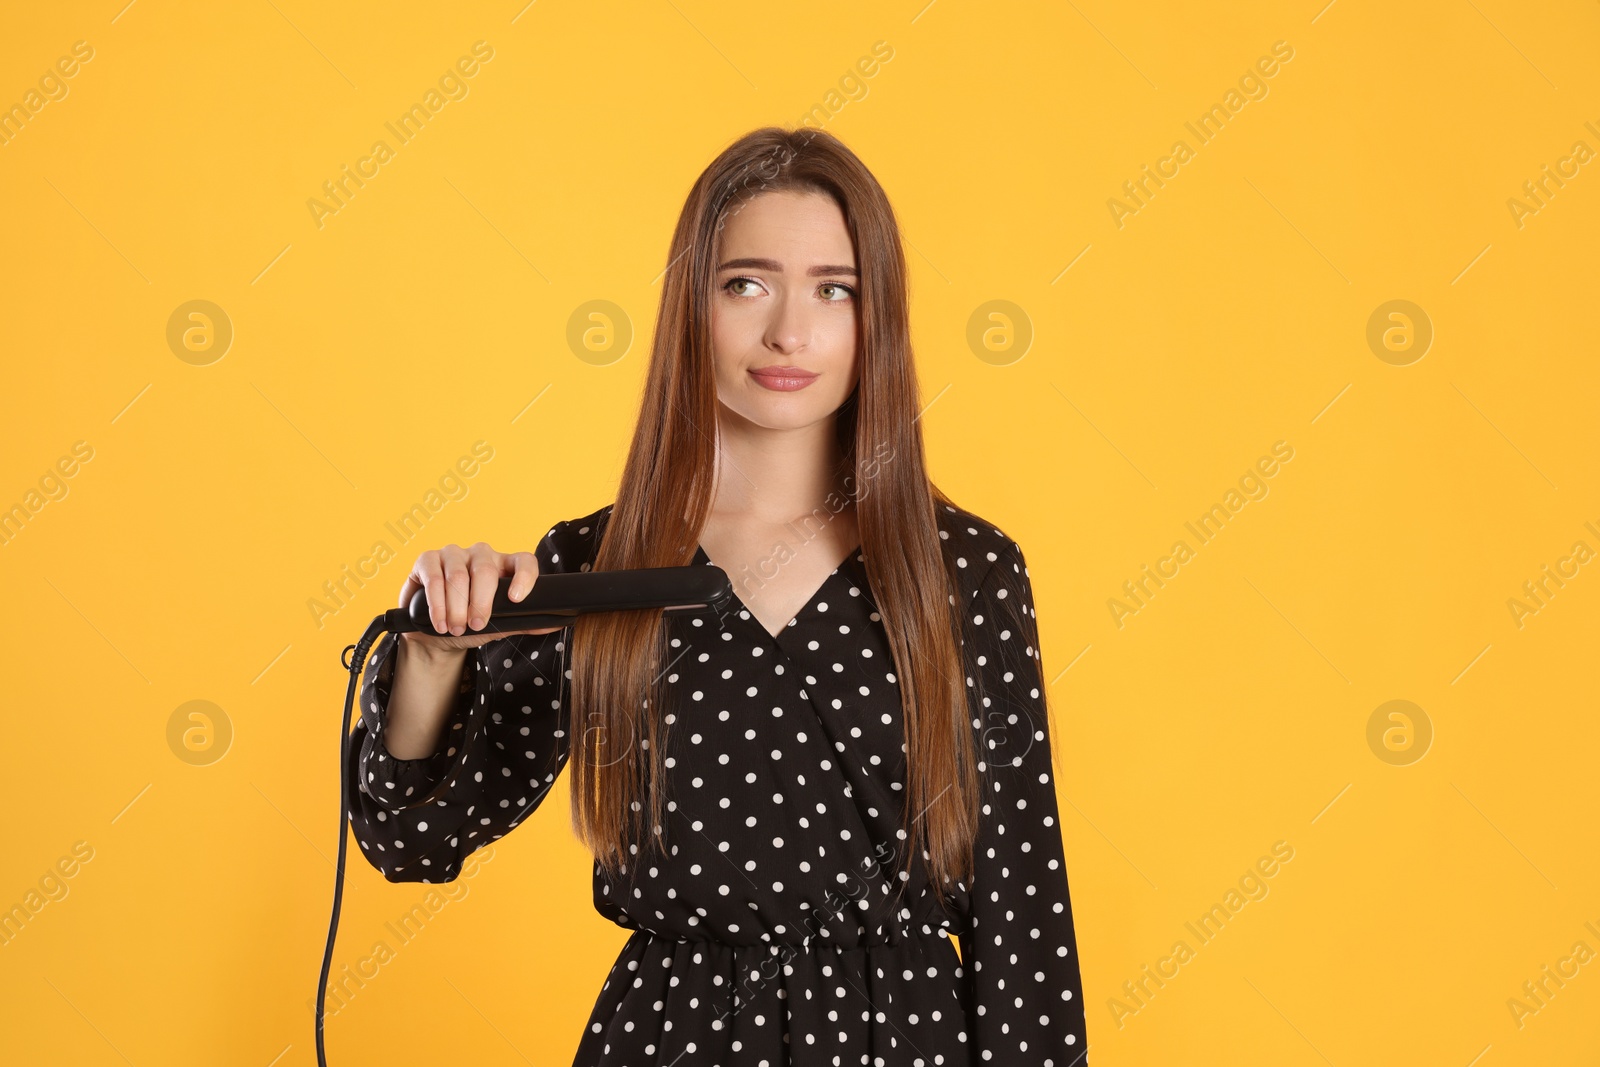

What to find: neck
left=709, top=402, right=853, bottom=525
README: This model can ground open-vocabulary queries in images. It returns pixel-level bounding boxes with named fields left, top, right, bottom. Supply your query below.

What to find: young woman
left=347, top=127, right=1090, bottom=1065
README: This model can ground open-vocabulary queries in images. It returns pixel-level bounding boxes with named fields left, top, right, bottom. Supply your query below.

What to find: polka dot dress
left=347, top=502, right=1090, bottom=1065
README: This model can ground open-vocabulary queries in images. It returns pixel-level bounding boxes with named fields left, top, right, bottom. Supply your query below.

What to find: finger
left=503, top=551, right=539, bottom=603
left=466, top=543, right=500, bottom=631
left=408, top=551, right=448, bottom=634
left=400, top=549, right=433, bottom=609
left=441, top=544, right=471, bottom=636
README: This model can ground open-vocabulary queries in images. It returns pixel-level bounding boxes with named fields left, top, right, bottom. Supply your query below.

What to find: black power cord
left=318, top=616, right=387, bottom=1067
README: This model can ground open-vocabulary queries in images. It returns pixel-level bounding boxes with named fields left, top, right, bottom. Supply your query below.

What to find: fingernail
left=469, top=616, right=483, bottom=630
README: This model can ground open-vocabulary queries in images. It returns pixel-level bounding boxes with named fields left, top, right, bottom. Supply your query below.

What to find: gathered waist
left=579, top=916, right=975, bottom=1064
left=626, top=922, right=953, bottom=958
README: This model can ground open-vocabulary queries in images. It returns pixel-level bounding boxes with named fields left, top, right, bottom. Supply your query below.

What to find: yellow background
left=2, top=1, right=1597, bottom=1064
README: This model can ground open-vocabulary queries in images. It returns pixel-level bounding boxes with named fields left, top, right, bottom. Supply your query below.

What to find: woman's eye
left=721, top=277, right=854, bottom=301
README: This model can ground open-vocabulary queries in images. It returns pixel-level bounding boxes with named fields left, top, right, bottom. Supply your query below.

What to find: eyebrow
left=716, top=256, right=859, bottom=278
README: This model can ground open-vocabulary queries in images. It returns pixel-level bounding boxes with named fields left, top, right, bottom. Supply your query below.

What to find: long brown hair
left=567, top=126, right=980, bottom=911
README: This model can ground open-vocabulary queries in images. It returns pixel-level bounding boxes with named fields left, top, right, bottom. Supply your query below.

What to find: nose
left=762, top=287, right=810, bottom=355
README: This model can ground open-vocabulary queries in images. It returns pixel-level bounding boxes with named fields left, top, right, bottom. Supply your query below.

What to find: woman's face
left=710, top=189, right=860, bottom=431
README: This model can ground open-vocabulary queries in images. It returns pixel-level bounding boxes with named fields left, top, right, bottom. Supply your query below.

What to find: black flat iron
left=391, top=565, right=734, bottom=637
left=317, top=563, right=733, bottom=1066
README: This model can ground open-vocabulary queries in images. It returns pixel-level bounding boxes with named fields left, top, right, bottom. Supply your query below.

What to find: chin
left=723, top=392, right=848, bottom=430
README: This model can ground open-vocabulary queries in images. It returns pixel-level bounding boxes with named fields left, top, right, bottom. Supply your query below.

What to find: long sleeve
left=344, top=520, right=582, bottom=883
left=958, top=538, right=1090, bottom=1064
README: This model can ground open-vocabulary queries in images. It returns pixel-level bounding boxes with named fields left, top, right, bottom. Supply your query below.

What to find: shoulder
left=535, top=502, right=615, bottom=574
left=933, top=500, right=1025, bottom=595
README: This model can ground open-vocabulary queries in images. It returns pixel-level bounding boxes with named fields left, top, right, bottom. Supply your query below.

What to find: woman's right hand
left=397, top=542, right=566, bottom=653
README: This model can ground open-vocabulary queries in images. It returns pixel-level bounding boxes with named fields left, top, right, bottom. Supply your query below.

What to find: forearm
left=382, top=636, right=469, bottom=759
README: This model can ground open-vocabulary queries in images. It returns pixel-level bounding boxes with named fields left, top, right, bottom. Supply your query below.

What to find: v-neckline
left=692, top=541, right=862, bottom=642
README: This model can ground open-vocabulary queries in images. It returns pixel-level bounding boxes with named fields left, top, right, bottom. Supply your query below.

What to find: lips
left=748, top=366, right=819, bottom=391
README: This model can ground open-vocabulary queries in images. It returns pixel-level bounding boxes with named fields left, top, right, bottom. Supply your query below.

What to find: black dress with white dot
left=347, top=501, right=1090, bottom=1065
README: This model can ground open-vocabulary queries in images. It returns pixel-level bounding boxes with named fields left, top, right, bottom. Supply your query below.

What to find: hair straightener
left=317, top=564, right=734, bottom=1067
